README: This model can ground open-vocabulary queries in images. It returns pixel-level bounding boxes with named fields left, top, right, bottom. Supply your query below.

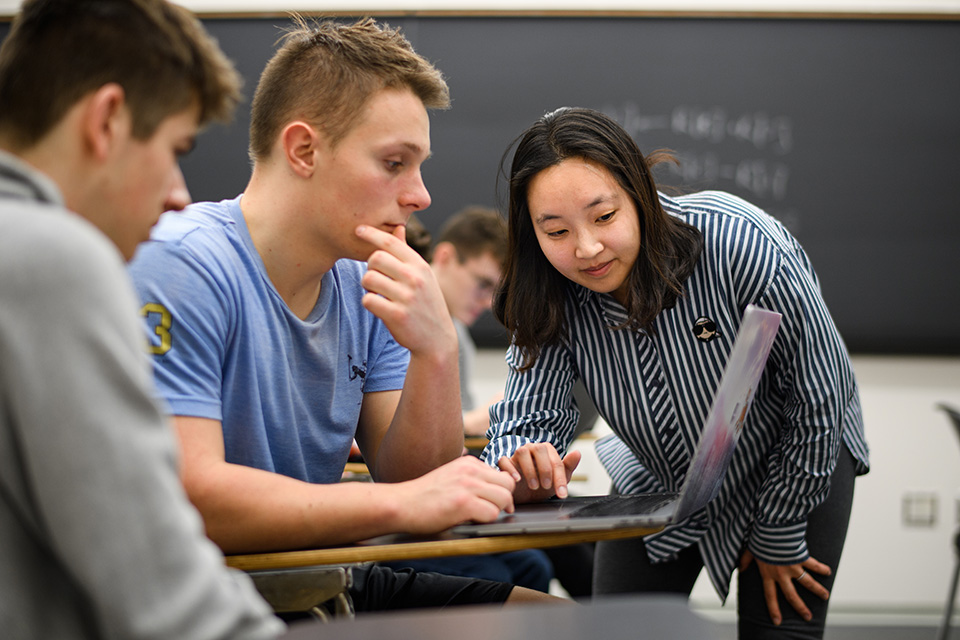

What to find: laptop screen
left=673, top=305, right=781, bottom=521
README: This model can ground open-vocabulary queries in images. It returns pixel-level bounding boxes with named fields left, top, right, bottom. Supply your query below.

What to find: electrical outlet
left=902, top=491, right=938, bottom=527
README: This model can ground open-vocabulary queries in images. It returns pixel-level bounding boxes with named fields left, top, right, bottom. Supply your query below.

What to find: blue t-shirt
left=128, top=195, right=410, bottom=484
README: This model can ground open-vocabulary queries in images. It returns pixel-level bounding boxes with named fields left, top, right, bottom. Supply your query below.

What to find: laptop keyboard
left=568, top=493, right=676, bottom=518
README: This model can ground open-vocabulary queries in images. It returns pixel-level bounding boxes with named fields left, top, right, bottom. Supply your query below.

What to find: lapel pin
left=693, top=316, right=720, bottom=342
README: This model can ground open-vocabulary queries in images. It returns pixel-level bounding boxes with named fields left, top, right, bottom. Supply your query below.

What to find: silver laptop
left=451, top=304, right=782, bottom=536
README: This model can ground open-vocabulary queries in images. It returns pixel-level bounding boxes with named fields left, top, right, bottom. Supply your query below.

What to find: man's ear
left=82, top=83, right=128, bottom=161
left=280, top=121, right=319, bottom=178
left=432, top=241, right=459, bottom=268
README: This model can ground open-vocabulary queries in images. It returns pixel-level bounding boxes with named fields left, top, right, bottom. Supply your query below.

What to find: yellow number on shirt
left=140, top=302, right=172, bottom=356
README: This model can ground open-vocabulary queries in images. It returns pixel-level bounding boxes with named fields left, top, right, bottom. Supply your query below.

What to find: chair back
left=937, top=403, right=960, bottom=446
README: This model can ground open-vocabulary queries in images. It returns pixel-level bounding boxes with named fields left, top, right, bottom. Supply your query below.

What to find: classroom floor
left=713, top=625, right=941, bottom=639
left=710, top=619, right=942, bottom=639
left=821, top=627, right=940, bottom=640
left=653, top=601, right=944, bottom=639
left=553, top=595, right=947, bottom=639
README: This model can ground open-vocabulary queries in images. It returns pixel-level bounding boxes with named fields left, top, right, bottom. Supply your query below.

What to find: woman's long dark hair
left=494, top=107, right=703, bottom=371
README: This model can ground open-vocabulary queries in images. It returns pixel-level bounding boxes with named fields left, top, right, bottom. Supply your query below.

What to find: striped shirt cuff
left=748, top=519, right=810, bottom=565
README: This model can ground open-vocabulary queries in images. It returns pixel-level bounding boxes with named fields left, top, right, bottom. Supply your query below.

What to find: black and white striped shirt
left=482, top=191, right=869, bottom=600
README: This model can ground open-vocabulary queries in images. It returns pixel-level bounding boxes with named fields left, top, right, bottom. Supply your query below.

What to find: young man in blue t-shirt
left=129, top=17, right=561, bottom=610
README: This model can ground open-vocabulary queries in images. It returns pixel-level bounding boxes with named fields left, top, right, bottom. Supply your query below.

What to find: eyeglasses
left=468, top=271, right=498, bottom=297
left=453, top=248, right=501, bottom=299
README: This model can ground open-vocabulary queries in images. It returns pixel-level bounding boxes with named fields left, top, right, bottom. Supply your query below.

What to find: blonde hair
left=248, top=16, right=449, bottom=161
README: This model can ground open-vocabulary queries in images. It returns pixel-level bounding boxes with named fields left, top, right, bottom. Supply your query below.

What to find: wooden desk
left=226, top=525, right=661, bottom=572
left=342, top=462, right=588, bottom=483
left=463, top=436, right=490, bottom=450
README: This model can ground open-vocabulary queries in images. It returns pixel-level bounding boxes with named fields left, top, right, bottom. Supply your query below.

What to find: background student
left=128, top=16, right=562, bottom=611
left=481, top=107, right=869, bottom=638
left=422, top=206, right=511, bottom=437
left=0, top=0, right=283, bottom=637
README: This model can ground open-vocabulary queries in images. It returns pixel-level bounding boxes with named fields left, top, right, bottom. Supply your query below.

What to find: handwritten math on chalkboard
left=604, top=104, right=795, bottom=226
left=7, top=15, right=949, bottom=354
left=196, top=16, right=960, bottom=354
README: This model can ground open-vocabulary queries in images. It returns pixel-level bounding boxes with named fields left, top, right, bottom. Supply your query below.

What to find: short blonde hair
left=248, top=16, right=450, bottom=161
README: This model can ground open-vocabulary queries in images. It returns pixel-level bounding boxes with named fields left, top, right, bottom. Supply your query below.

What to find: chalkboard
left=5, top=15, right=958, bottom=354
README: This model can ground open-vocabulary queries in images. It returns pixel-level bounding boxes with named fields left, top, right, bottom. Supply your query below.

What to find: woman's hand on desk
left=389, top=456, right=517, bottom=534
left=497, top=442, right=581, bottom=503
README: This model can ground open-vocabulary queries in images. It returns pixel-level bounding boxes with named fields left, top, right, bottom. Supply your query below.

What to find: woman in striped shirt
left=481, top=107, right=868, bottom=638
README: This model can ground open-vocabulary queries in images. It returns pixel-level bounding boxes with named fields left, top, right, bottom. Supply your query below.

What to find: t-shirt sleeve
left=358, top=310, right=410, bottom=394
left=129, top=239, right=232, bottom=420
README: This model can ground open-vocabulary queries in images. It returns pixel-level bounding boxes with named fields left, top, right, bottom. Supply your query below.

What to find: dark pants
left=351, top=564, right=514, bottom=612
left=593, top=444, right=857, bottom=639
left=382, top=549, right=554, bottom=593
left=544, top=543, right=596, bottom=599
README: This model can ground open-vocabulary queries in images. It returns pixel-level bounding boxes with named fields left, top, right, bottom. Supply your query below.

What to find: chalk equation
left=660, top=152, right=790, bottom=202
left=600, top=103, right=796, bottom=210
left=603, top=103, right=793, bottom=154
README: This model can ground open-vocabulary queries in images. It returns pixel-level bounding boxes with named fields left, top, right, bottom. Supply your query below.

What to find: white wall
left=474, top=351, right=960, bottom=615
left=822, top=357, right=960, bottom=613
